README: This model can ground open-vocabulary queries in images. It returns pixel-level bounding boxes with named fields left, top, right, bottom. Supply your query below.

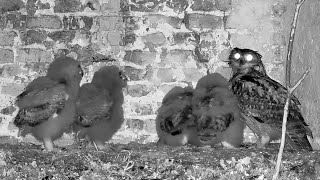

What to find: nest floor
left=0, top=136, right=319, bottom=180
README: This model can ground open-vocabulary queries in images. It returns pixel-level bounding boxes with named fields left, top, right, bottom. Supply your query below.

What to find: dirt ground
left=0, top=136, right=319, bottom=180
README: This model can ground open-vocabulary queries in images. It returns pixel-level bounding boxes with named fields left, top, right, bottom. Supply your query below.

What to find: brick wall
left=0, top=0, right=291, bottom=143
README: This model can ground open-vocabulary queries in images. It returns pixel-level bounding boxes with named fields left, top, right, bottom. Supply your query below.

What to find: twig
left=273, top=0, right=308, bottom=179
left=285, top=0, right=306, bottom=87
left=273, top=67, right=311, bottom=180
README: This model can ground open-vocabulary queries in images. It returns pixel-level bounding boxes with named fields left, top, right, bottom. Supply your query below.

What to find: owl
left=227, top=47, right=313, bottom=151
left=156, top=86, right=201, bottom=146
left=192, top=73, right=245, bottom=148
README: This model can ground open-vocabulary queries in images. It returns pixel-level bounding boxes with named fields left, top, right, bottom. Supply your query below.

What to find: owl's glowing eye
left=234, top=53, right=241, bottom=59
left=245, top=54, right=254, bottom=61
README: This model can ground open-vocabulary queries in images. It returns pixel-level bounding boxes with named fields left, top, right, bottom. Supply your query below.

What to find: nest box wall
left=1, top=0, right=315, bottom=144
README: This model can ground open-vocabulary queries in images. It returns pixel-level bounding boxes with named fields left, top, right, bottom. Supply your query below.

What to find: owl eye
left=234, top=53, right=241, bottom=59
left=245, top=54, right=254, bottom=61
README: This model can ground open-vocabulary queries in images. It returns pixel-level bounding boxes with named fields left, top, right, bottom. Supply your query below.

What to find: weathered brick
left=107, top=31, right=122, bottom=46
left=99, top=16, right=123, bottom=31
left=132, top=103, right=154, bottom=115
left=143, top=15, right=183, bottom=29
left=122, top=33, right=136, bottom=45
left=1, top=83, right=25, bottom=96
left=27, top=15, right=62, bottom=29
left=0, top=49, right=14, bottom=64
left=143, top=119, right=156, bottom=133
left=0, top=105, right=16, bottom=115
left=195, top=32, right=218, bottom=61
left=120, top=0, right=129, bottom=12
left=127, top=84, right=154, bottom=97
left=23, top=62, right=49, bottom=76
left=21, top=30, right=47, bottom=45
left=5, top=13, right=27, bottom=30
left=124, top=16, right=140, bottom=32
left=130, top=0, right=166, bottom=12
left=27, top=0, right=37, bottom=15
left=100, top=0, right=121, bottom=13
left=16, top=48, right=52, bottom=63
left=0, top=64, right=22, bottom=77
left=68, top=45, right=112, bottom=63
left=130, top=0, right=187, bottom=13
left=159, top=84, right=181, bottom=95
left=63, top=16, right=93, bottom=31
left=161, top=49, right=195, bottom=67
left=82, top=0, right=99, bottom=11
left=142, top=32, right=166, bottom=46
left=126, top=119, right=144, bottom=130
left=183, top=67, right=205, bottom=82
left=157, top=68, right=175, bottom=82
left=172, top=32, right=196, bottom=45
left=124, top=66, right=146, bottom=81
left=0, top=15, right=5, bottom=29
left=185, top=14, right=223, bottom=30
left=166, top=0, right=188, bottom=13
left=54, top=0, right=82, bottom=13
left=0, top=31, right=16, bottom=46
left=214, top=66, right=232, bottom=79
left=191, top=0, right=231, bottom=11
left=0, top=0, right=24, bottom=13
left=48, top=30, right=75, bottom=43
left=123, top=50, right=156, bottom=66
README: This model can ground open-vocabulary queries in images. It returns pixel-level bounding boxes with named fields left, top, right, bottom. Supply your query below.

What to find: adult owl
left=227, top=47, right=313, bottom=151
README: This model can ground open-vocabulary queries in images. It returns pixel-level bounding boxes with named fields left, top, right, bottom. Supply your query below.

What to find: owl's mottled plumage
left=156, top=86, right=201, bottom=146
left=74, top=65, right=127, bottom=150
left=228, top=47, right=313, bottom=151
left=192, top=73, right=244, bottom=148
left=14, top=56, right=84, bottom=151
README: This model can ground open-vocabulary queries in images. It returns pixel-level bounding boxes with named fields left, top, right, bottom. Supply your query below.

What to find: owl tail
left=285, top=132, right=313, bottom=151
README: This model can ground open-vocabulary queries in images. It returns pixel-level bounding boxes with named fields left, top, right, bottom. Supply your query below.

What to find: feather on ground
left=13, top=56, right=84, bottom=151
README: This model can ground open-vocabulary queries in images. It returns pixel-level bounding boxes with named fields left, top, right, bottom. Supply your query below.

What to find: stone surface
left=191, top=0, right=232, bottom=11
left=0, top=31, right=16, bottom=46
left=0, top=49, right=14, bottom=64
left=1, top=83, right=25, bottom=96
left=123, top=50, right=156, bottom=66
left=127, top=84, right=154, bottom=97
left=63, top=16, right=93, bottom=31
left=0, top=64, right=21, bottom=77
left=48, top=30, right=76, bottom=43
left=4, top=13, right=27, bottom=30
left=21, top=30, right=47, bottom=45
left=0, top=0, right=24, bottom=13
left=99, top=16, right=123, bottom=31
left=144, top=15, right=183, bottom=29
left=157, top=68, right=175, bottom=82
left=54, top=0, right=82, bottom=13
left=26, top=16, right=62, bottom=29
left=185, top=14, right=223, bottom=30
left=16, top=48, right=52, bottom=63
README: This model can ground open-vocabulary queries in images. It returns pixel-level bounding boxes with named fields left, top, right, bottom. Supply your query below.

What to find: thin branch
left=285, top=0, right=306, bottom=87
left=273, top=0, right=308, bottom=179
left=272, top=67, right=310, bottom=180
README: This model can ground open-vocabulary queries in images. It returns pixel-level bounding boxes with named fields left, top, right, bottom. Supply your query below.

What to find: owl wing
left=76, top=83, right=113, bottom=127
left=14, top=77, right=68, bottom=127
left=231, top=73, right=312, bottom=150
